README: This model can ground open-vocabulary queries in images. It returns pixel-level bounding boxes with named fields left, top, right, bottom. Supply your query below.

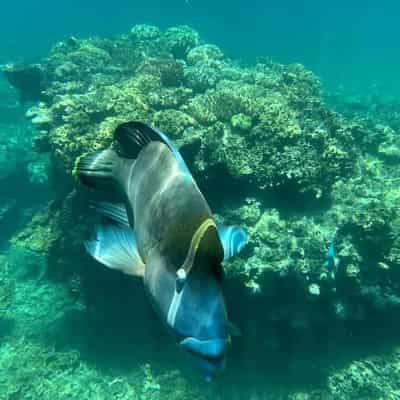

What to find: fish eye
left=175, top=268, right=187, bottom=293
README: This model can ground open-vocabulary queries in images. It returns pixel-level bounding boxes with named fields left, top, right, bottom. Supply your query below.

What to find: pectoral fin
left=85, top=223, right=145, bottom=277
left=90, top=201, right=130, bottom=227
left=217, top=225, right=248, bottom=261
left=228, top=321, right=242, bottom=337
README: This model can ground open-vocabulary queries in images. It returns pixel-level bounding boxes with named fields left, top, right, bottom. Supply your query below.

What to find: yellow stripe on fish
left=181, top=218, right=216, bottom=276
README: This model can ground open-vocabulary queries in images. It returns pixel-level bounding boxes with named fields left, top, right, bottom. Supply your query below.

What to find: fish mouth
left=179, top=337, right=227, bottom=379
left=180, top=337, right=227, bottom=359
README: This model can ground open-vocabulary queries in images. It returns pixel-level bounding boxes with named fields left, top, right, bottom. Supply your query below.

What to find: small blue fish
left=323, top=239, right=339, bottom=277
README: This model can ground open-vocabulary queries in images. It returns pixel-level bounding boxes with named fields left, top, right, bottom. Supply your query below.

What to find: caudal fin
left=73, top=149, right=119, bottom=190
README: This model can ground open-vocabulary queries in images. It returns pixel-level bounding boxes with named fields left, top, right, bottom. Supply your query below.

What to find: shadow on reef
left=197, top=166, right=332, bottom=218
left=0, top=318, right=14, bottom=340
left=9, top=189, right=400, bottom=398
left=180, top=140, right=333, bottom=216
left=0, top=79, right=54, bottom=248
left=224, top=275, right=400, bottom=388
left=47, top=261, right=172, bottom=369
left=0, top=166, right=53, bottom=249
left=30, top=242, right=400, bottom=394
left=26, top=193, right=400, bottom=385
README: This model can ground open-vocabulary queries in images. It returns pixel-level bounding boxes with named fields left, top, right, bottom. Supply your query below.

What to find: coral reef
left=24, top=25, right=367, bottom=199
left=326, top=351, right=400, bottom=400
left=3, top=24, right=400, bottom=399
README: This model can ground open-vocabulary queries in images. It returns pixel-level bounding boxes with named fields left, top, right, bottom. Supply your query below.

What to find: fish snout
left=179, top=337, right=228, bottom=380
left=180, top=337, right=227, bottom=358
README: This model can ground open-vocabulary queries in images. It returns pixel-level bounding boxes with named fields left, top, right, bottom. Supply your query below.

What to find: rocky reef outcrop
left=3, top=24, right=400, bottom=399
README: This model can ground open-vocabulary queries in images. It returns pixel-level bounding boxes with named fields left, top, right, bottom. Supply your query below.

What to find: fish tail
left=73, top=149, right=119, bottom=190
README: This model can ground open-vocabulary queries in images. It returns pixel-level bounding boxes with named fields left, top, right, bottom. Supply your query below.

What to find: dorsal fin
left=114, top=121, right=192, bottom=176
left=114, top=121, right=153, bottom=159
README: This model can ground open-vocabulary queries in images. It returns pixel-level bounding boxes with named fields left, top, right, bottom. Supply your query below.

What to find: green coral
left=230, top=113, right=253, bottom=131
left=187, top=44, right=224, bottom=65
left=10, top=209, right=62, bottom=254
left=0, top=337, right=140, bottom=400
left=327, top=354, right=400, bottom=399
left=164, top=26, right=200, bottom=59
left=152, top=109, right=197, bottom=137
left=130, top=24, right=161, bottom=42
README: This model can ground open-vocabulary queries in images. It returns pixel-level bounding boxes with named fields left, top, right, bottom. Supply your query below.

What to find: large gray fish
left=74, top=121, right=247, bottom=380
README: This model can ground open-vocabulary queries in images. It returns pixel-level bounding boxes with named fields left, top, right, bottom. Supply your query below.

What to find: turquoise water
left=1, top=0, right=400, bottom=92
left=1, top=3, right=400, bottom=400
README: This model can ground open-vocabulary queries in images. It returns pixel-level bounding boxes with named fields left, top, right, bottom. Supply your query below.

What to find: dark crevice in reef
left=52, top=262, right=168, bottom=369
left=0, top=162, right=52, bottom=250
left=224, top=274, right=400, bottom=388
left=189, top=151, right=333, bottom=217
left=195, top=169, right=327, bottom=218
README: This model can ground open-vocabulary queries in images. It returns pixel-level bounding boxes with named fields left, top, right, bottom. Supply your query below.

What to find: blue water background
left=1, top=0, right=399, bottom=94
